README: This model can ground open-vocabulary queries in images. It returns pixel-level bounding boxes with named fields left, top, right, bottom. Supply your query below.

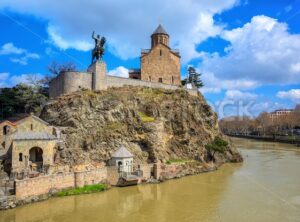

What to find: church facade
left=129, top=24, right=181, bottom=86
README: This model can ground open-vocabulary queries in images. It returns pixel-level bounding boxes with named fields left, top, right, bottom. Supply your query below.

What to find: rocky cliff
left=40, top=87, right=242, bottom=167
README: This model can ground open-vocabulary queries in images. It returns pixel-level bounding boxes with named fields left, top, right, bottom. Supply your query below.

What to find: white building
left=110, top=145, right=133, bottom=173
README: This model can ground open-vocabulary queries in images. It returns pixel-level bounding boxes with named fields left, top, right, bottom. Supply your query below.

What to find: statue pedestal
left=88, top=61, right=107, bottom=91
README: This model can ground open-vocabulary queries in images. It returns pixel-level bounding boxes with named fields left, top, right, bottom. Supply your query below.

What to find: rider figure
left=92, top=31, right=101, bottom=48
left=91, top=31, right=106, bottom=63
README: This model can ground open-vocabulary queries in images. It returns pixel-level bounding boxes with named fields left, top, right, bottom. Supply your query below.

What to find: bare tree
left=47, top=61, right=77, bottom=75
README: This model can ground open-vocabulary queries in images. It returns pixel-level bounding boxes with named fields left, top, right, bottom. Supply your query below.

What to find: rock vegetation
left=40, top=86, right=242, bottom=167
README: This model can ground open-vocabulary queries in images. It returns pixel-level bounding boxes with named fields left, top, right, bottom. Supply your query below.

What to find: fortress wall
left=107, top=75, right=180, bottom=90
left=106, top=75, right=198, bottom=96
left=49, top=72, right=65, bottom=98
left=49, top=69, right=199, bottom=98
left=63, top=72, right=92, bottom=93
left=49, top=72, right=92, bottom=98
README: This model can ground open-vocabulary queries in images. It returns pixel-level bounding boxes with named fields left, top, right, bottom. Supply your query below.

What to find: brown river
left=1, top=138, right=300, bottom=222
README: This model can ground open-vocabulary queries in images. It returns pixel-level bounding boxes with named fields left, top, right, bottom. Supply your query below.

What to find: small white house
left=110, top=145, right=133, bottom=173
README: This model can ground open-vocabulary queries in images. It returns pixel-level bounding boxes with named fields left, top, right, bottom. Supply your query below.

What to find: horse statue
left=91, top=31, right=106, bottom=63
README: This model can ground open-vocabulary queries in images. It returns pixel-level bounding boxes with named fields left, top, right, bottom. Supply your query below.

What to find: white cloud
left=0, top=42, right=40, bottom=65
left=277, top=89, right=300, bottom=102
left=47, top=25, right=93, bottom=51
left=290, top=63, right=300, bottom=73
left=0, top=73, right=44, bottom=87
left=225, top=90, right=258, bottom=101
left=10, top=53, right=40, bottom=65
left=200, top=71, right=259, bottom=94
left=0, top=42, right=25, bottom=55
left=108, top=66, right=129, bottom=78
left=0, top=0, right=239, bottom=62
left=200, top=15, right=300, bottom=91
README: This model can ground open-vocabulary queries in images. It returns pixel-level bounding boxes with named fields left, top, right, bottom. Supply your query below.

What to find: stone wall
left=74, top=168, right=107, bottom=187
left=14, top=166, right=120, bottom=199
left=16, top=116, right=53, bottom=134
left=141, top=44, right=181, bottom=85
left=106, top=75, right=179, bottom=90
left=15, top=172, right=75, bottom=199
left=106, top=166, right=119, bottom=186
left=49, top=71, right=92, bottom=98
left=107, top=76, right=198, bottom=96
left=49, top=62, right=198, bottom=98
left=12, top=140, right=56, bottom=174
left=139, top=164, right=153, bottom=180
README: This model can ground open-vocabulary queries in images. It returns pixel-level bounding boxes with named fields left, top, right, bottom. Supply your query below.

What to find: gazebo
left=110, top=145, right=133, bottom=173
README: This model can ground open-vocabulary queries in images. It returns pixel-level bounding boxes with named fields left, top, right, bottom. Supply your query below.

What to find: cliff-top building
left=49, top=24, right=197, bottom=98
left=129, top=24, right=181, bottom=85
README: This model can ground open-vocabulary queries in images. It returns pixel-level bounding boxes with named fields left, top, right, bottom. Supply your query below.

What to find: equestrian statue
left=91, top=31, right=106, bottom=63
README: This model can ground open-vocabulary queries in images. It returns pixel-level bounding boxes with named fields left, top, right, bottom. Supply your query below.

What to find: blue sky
left=0, top=0, right=300, bottom=118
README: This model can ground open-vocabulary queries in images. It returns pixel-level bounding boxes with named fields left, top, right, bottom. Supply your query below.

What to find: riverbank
left=1, top=138, right=299, bottom=222
left=0, top=160, right=229, bottom=210
left=227, top=134, right=300, bottom=147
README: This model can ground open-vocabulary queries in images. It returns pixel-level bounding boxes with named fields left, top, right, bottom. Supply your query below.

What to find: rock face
left=40, top=87, right=242, bottom=167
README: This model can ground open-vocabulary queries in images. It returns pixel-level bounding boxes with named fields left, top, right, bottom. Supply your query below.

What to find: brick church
left=129, top=24, right=181, bottom=86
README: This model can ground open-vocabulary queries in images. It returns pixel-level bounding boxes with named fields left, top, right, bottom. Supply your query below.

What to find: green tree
left=0, top=84, right=48, bottom=119
left=182, top=67, right=204, bottom=88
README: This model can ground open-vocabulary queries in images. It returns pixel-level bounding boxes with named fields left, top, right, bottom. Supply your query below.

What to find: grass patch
left=138, top=111, right=155, bottom=123
left=55, top=184, right=107, bottom=197
left=105, top=122, right=123, bottom=131
left=166, top=159, right=191, bottom=164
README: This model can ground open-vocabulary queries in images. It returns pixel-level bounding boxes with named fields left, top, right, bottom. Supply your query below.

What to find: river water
left=1, top=138, right=300, bottom=222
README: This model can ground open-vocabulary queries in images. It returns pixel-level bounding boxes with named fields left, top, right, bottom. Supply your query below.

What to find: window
left=158, top=78, right=163, bottom=83
left=30, top=124, right=33, bottom=131
left=160, top=49, right=162, bottom=56
left=172, top=76, right=174, bottom=84
left=149, top=76, right=152, bottom=81
left=3, top=125, right=10, bottom=135
left=19, top=153, right=23, bottom=162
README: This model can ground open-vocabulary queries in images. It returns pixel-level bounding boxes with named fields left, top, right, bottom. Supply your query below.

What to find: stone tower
left=137, top=24, right=181, bottom=86
left=151, top=24, right=170, bottom=47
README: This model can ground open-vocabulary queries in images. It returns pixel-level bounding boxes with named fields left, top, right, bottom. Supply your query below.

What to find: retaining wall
left=15, top=172, right=75, bottom=199
left=15, top=167, right=112, bottom=199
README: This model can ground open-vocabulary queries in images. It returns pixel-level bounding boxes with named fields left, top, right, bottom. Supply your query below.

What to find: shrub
left=205, top=137, right=228, bottom=161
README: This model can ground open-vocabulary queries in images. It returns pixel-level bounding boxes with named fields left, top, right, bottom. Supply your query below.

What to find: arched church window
left=19, top=153, right=23, bottom=162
